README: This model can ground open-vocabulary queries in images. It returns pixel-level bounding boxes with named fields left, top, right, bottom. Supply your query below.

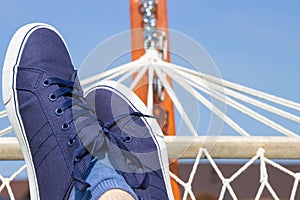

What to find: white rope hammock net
left=1, top=49, right=300, bottom=199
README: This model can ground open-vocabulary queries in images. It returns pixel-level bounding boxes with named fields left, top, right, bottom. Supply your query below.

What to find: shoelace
left=44, top=71, right=102, bottom=191
left=98, top=111, right=157, bottom=189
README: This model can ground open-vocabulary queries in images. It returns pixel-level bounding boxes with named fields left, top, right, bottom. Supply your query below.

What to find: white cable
left=147, top=66, right=154, bottom=112
left=100, top=64, right=137, bottom=82
left=162, top=65, right=250, bottom=136
left=221, top=84, right=300, bottom=123
left=173, top=145, right=300, bottom=200
left=169, top=171, right=186, bottom=187
left=129, top=66, right=148, bottom=90
left=166, top=61, right=300, bottom=111
left=256, top=149, right=268, bottom=200
left=0, top=110, right=7, bottom=119
left=182, top=148, right=204, bottom=200
left=228, top=151, right=261, bottom=182
left=166, top=65, right=299, bottom=137
left=80, top=58, right=143, bottom=86
left=0, top=164, right=26, bottom=200
left=264, top=158, right=296, bottom=177
left=177, top=67, right=300, bottom=123
left=0, top=175, right=6, bottom=193
left=203, top=148, right=238, bottom=200
left=266, top=181, right=280, bottom=200
left=187, top=79, right=299, bottom=137
left=154, top=66, right=198, bottom=136
left=0, top=126, right=13, bottom=137
left=290, top=176, right=299, bottom=200
left=117, top=65, right=140, bottom=83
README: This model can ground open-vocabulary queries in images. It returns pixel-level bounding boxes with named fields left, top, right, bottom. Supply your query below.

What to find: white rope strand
left=147, top=66, right=154, bottom=112
left=0, top=164, right=26, bottom=200
left=182, top=148, right=204, bottom=200
left=163, top=61, right=300, bottom=111
left=187, top=79, right=299, bottom=137
left=0, top=126, right=13, bottom=137
left=290, top=175, right=300, bottom=200
left=167, top=65, right=299, bottom=137
left=228, top=150, right=261, bottom=182
left=117, top=66, right=141, bottom=83
left=203, top=148, right=237, bottom=200
left=177, top=68, right=300, bottom=123
left=154, top=66, right=198, bottom=136
left=162, top=65, right=250, bottom=136
left=100, top=64, right=136, bottom=82
left=220, top=84, right=300, bottom=123
left=169, top=171, right=186, bottom=188
left=129, top=66, right=148, bottom=90
left=0, top=175, right=6, bottom=193
left=264, top=158, right=296, bottom=177
left=80, top=58, right=143, bottom=86
left=0, top=110, right=7, bottom=119
left=168, top=146, right=300, bottom=200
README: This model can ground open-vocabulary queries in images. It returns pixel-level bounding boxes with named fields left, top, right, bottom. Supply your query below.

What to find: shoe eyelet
left=74, top=156, right=80, bottom=162
left=55, top=108, right=64, bottom=116
left=48, top=93, right=57, bottom=101
left=68, top=139, right=75, bottom=147
left=122, top=135, right=133, bottom=143
left=43, top=79, right=50, bottom=87
left=61, top=123, right=70, bottom=131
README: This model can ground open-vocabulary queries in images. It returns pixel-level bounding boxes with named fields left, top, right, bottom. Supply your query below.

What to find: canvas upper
left=84, top=81, right=174, bottom=200
left=3, top=24, right=105, bottom=200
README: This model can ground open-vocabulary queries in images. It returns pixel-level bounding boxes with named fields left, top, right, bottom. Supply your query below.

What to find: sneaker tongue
left=19, top=28, right=74, bottom=80
left=72, top=77, right=107, bottom=155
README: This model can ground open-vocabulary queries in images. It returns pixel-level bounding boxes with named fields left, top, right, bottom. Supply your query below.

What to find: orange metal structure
left=130, top=0, right=181, bottom=199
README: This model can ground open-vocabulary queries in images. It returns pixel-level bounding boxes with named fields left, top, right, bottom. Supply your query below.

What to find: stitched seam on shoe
left=109, top=86, right=168, bottom=195
left=17, top=67, right=44, bottom=89
left=35, top=143, right=58, bottom=171
left=28, top=122, right=48, bottom=144
left=36, top=87, right=70, bottom=162
left=31, top=133, right=55, bottom=158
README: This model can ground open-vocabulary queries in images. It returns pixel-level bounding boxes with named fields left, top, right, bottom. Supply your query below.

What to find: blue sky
left=1, top=1, right=300, bottom=105
left=1, top=1, right=300, bottom=102
left=1, top=1, right=300, bottom=177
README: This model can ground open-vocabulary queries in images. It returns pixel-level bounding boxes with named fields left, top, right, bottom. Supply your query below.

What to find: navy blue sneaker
left=84, top=80, right=174, bottom=200
left=2, top=23, right=105, bottom=199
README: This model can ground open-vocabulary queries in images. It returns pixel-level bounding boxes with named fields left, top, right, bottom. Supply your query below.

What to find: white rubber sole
left=84, top=80, right=175, bottom=200
left=2, top=23, right=68, bottom=200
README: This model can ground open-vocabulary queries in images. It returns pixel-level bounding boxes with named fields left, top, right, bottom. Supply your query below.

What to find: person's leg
left=84, top=80, right=174, bottom=200
left=3, top=23, right=137, bottom=200
left=99, top=189, right=135, bottom=200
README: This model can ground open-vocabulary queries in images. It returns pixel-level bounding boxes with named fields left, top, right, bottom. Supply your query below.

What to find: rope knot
left=222, top=178, right=230, bottom=186
left=257, top=148, right=265, bottom=156
left=185, top=184, right=192, bottom=191
left=260, top=172, right=268, bottom=183
left=295, top=173, right=300, bottom=181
